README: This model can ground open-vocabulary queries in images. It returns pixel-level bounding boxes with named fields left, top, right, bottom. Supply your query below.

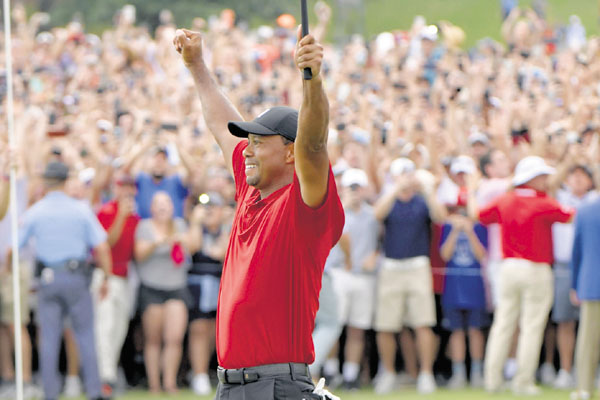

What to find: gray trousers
left=215, top=374, right=320, bottom=400
left=38, top=270, right=102, bottom=400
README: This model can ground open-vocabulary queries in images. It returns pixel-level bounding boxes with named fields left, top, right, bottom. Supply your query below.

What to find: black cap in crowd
left=43, top=161, right=69, bottom=181
left=228, top=106, right=298, bottom=142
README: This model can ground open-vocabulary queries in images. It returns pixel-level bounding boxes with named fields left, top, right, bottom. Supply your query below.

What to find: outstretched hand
left=173, top=29, right=204, bottom=68
left=295, top=26, right=323, bottom=80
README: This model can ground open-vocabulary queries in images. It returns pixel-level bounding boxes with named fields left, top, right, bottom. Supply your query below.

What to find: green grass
left=361, top=0, right=599, bottom=47
left=59, top=386, right=576, bottom=399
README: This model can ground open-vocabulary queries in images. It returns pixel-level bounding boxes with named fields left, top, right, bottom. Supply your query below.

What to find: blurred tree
left=26, top=0, right=301, bottom=33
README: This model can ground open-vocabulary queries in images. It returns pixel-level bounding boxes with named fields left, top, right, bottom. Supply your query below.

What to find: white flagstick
left=3, top=1, right=24, bottom=400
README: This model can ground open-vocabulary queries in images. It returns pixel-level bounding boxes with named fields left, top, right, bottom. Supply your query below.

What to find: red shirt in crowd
left=216, top=141, right=344, bottom=369
left=97, top=201, right=140, bottom=277
left=478, top=187, right=574, bottom=264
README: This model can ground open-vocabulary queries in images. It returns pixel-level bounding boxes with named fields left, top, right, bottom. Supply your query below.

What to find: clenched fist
left=295, top=26, right=323, bottom=80
left=173, top=29, right=204, bottom=68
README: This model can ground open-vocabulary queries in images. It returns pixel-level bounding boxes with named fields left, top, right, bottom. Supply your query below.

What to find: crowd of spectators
left=0, top=0, right=600, bottom=398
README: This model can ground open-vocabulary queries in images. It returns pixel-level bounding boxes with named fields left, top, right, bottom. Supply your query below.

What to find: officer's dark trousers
left=216, top=374, right=321, bottom=400
left=38, top=270, right=102, bottom=400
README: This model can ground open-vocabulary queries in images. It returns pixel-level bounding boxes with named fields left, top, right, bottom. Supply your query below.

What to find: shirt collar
left=45, top=190, right=69, bottom=199
left=514, top=186, right=547, bottom=197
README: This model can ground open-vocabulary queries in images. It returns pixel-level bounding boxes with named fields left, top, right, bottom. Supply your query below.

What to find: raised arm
left=293, top=28, right=330, bottom=208
left=174, top=29, right=244, bottom=175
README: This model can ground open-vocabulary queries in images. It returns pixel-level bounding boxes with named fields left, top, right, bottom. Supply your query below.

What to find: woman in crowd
left=134, top=191, right=202, bottom=393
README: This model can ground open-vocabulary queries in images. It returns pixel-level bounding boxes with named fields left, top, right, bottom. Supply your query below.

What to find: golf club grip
left=301, top=0, right=312, bottom=80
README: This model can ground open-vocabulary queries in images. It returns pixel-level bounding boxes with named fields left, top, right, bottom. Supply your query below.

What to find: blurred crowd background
left=0, top=0, right=600, bottom=398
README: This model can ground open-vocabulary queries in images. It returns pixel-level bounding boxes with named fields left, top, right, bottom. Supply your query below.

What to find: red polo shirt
left=216, top=141, right=344, bottom=369
left=479, top=187, right=574, bottom=264
left=97, top=201, right=140, bottom=277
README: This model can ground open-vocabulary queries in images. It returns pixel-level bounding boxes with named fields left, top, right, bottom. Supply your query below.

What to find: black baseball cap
left=228, top=106, right=298, bottom=142
left=43, top=161, right=69, bottom=181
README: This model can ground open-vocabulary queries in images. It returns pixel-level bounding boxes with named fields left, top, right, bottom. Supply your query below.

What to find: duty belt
left=35, top=259, right=89, bottom=277
left=217, top=362, right=310, bottom=385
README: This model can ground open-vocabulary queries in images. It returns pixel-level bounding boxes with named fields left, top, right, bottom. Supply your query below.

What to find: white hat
left=512, top=156, right=555, bottom=186
left=420, top=25, right=438, bottom=41
left=96, top=119, right=113, bottom=132
left=341, top=168, right=369, bottom=188
left=389, top=158, right=416, bottom=177
left=450, top=155, right=476, bottom=175
left=468, top=131, right=490, bottom=146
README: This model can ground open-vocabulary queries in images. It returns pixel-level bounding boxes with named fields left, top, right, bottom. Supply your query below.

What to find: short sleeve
left=18, top=209, right=34, bottom=248
left=96, top=204, right=115, bottom=231
left=474, top=223, right=488, bottom=249
left=544, top=198, right=575, bottom=224
left=232, top=141, right=249, bottom=201
left=83, top=206, right=108, bottom=248
left=174, top=217, right=187, bottom=233
left=175, top=174, right=189, bottom=199
left=479, top=200, right=501, bottom=225
left=439, top=224, right=452, bottom=249
left=135, top=219, right=153, bottom=241
left=291, top=167, right=344, bottom=252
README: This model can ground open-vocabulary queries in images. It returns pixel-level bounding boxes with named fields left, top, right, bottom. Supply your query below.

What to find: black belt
left=217, top=363, right=310, bottom=385
left=35, top=259, right=88, bottom=277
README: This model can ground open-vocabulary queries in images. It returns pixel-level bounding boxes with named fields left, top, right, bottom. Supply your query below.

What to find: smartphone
left=160, top=123, right=178, bottom=132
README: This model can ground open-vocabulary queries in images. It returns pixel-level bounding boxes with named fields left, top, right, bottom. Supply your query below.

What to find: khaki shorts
left=330, top=268, right=376, bottom=330
left=374, top=256, right=436, bottom=332
left=0, top=264, right=31, bottom=325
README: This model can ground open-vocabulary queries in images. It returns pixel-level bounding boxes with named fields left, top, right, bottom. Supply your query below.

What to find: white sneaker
left=470, top=370, right=484, bottom=388
left=192, top=373, right=212, bottom=396
left=374, top=370, right=396, bottom=395
left=513, top=384, right=542, bottom=396
left=570, top=390, right=591, bottom=400
left=417, top=372, right=437, bottom=394
left=539, top=363, right=556, bottom=386
left=63, top=375, right=82, bottom=398
left=554, top=369, right=575, bottom=389
left=447, top=373, right=466, bottom=389
left=503, top=358, right=518, bottom=380
left=395, top=372, right=416, bottom=387
left=0, top=384, right=15, bottom=400
left=23, top=384, right=43, bottom=400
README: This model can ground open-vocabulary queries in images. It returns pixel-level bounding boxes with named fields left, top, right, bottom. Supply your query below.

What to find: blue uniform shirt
left=135, top=172, right=188, bottom=219
left=19, top=191, right=107, bottom=266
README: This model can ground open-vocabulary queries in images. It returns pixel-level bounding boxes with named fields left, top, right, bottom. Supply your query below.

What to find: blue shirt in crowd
left=19, top=191, right=107, bottom=266
left=440, top=222, right=488, bottom=310
left=571, top=198, right=600, bottom=300
left=383, top=194, right=431, bottom=260
left=135, top=172, right=189, bottom=219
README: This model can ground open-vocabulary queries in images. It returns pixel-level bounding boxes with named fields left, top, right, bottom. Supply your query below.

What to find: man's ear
left=285, top=143, right=295, bottom=164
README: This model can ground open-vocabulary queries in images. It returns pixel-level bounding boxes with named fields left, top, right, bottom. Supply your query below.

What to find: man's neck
left=257, top=170, right=294, bottom=200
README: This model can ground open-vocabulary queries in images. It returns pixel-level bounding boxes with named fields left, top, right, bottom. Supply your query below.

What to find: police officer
left=19, top=161, right=112, bottom=400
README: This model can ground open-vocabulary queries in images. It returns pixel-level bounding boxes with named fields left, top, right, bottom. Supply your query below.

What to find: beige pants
left=484, top=258, right=553, bottom=391
left=575, top=301, right=600, bottom=394
left=91, top=269, right=131, bottom=383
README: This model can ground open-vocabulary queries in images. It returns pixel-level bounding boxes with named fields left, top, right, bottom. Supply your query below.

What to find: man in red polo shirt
left=92, top=173, right=140, bottom=396
left=174, top=27, right=344, bottom=399
left=477, top=156, right=575, bottom=395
